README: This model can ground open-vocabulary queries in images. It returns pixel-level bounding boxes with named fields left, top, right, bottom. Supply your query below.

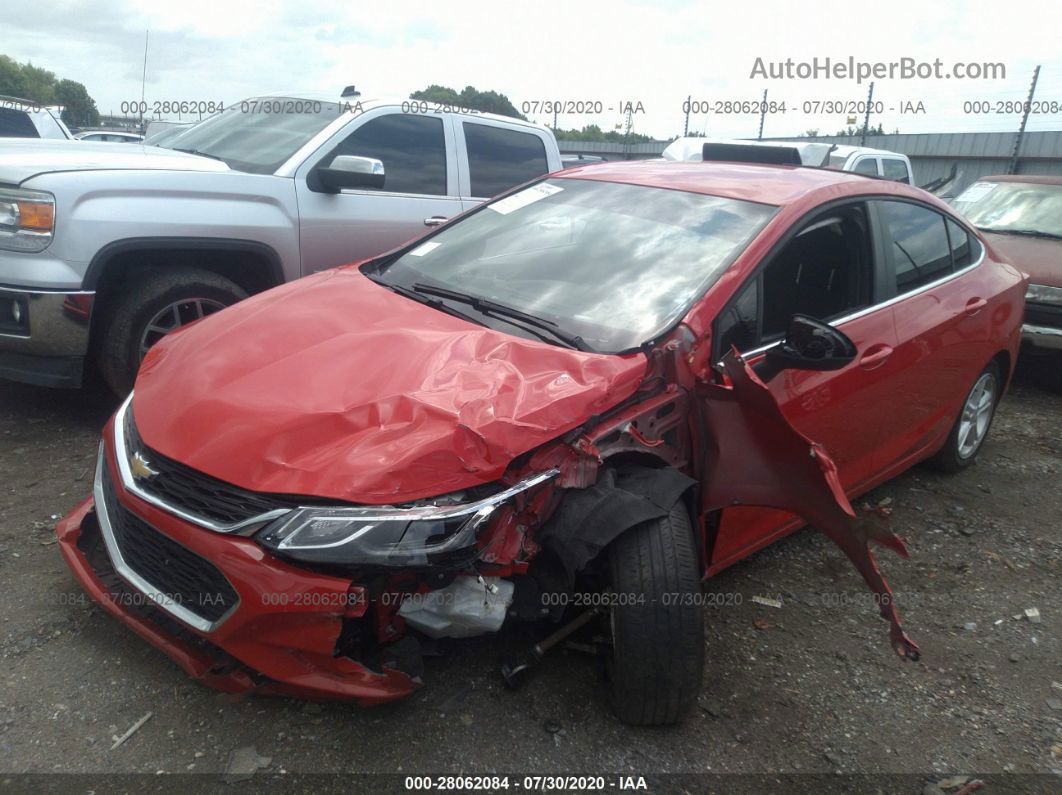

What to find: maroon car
left=953, top=175, right=1062, bottom=389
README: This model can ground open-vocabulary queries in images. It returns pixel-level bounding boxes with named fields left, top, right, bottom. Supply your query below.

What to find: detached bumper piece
left=55, top=441, right=418, bottom=704
left=1023, top=304, right=1062, bottom=351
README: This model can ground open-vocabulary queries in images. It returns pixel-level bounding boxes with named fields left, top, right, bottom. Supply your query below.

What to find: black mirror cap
left=765, top=314, right=857, bottom=372
left=314, top=167, right=385, bottom=193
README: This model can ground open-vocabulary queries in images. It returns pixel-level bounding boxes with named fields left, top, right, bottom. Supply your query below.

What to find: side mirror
left=314, top=155, right=385, bottom=192
left=765, top=314, right=857, bottom=372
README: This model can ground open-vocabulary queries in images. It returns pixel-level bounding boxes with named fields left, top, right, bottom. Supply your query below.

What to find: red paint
left=56, top=160, right=1025, bottom=704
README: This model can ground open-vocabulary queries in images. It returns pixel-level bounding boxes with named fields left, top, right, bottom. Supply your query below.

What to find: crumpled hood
left=0, top=139, right=229, bottom=185
left=133, top=267, right=647, bottom=504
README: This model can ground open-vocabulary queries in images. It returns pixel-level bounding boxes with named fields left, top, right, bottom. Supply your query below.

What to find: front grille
left=100, top=463, right=239, bottom=624
left=125, top=409, right=301, bottom=526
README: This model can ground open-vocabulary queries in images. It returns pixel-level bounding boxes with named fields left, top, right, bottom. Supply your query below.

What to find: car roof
left=554, top=160, right=927, bottom=206
left=976, top=174, right=1062, bottom=186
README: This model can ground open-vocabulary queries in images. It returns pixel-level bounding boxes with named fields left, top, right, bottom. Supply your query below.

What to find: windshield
left=953, top=181, right=1062, bottom=238
left=159, top=97, right=342, bottom=173
left=375, top=178, right=776, bottom=352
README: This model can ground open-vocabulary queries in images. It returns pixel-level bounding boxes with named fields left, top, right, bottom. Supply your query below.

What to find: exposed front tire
left=928, top=361, right=1002, bottom=473
left=97, top=267, right=246, bottom=395
left=606, top=501, right=704, bottom=726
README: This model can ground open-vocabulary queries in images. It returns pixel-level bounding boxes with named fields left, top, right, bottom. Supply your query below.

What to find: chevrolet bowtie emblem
left=130, top=451, right=159, bottom=481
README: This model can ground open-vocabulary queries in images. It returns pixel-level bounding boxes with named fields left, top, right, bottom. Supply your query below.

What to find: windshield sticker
left=408, top=241, right=441, bottom=257
left=955, top=182, right=997, bottom=203
left=488, top=183, right=564, bottom=215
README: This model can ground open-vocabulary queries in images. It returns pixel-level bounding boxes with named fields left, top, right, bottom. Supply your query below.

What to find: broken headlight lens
left=255, top=469, right=558, bottom=568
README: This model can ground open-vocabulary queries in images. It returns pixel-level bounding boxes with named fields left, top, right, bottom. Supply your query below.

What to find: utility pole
left=553, top=107, right=558, bottom=133
left=1009, top=65, right=1041, bottom=175
left=623, top=104, right=633, bottom=160
left=684, top=94, right=691, bottom=136
left=139, top=30, right=149, bottom=133
left=757, top=89, right=768, bottom=140
left=860, top=81, right=874, bottom=146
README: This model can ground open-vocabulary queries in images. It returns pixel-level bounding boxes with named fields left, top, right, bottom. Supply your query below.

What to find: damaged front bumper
left=55, top=442, right=418, bottom=705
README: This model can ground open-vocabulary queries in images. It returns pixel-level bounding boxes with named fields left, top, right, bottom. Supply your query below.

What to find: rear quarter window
left=0, top=108, right=39, bottom=138
left=882, top=158, right=911, bottom=183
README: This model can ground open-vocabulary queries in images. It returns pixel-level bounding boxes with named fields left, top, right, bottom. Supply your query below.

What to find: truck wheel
left=928, top=361, right=1001, bottom=473
left=605, top=501, right=704, bottom=726
left=97, top=267, right=246, bottom=395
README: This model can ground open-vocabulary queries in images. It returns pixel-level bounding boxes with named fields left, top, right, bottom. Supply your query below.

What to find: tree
left=410, top=85, right=526, bottom=119
left=835, top=122, right=885, bottom=137
left=0, top=55, right=29, bottom=97
left=55, top=79, right=99, bottom=127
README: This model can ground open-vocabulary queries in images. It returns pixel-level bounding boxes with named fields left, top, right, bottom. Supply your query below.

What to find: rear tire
left=97, top=267, right=246, bottom=395
left=928, top=361, right=1001, bottom=473
left=606, top=501, right=704, bottom=726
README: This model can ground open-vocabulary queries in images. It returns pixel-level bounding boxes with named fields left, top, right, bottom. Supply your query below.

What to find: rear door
left=294, top=108, right=463, bottom=274
left=871, top=199, right=992, bottom=468
left=454, top=119, right=554, bottom=210
left=706, top=200, right=899, bottom=569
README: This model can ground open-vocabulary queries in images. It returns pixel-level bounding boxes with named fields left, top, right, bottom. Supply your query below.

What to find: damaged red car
left=57, top=159, right=1026, bottom=725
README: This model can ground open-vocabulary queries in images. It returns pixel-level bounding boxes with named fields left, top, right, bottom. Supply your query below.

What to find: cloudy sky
left=6, top=0, right=1062, bottom=139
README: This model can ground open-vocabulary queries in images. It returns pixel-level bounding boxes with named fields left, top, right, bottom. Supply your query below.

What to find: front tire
left=606, top=501, right=704, bottom=726
left=928, top=361, right=1002, bottom=473
left=97, top=267, right=246, bottom=395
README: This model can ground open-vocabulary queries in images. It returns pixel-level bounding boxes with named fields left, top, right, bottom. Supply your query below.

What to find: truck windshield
left=375, top=178, right=776, bottom=353
left=953, top=181, right=1062, bottom=238
left=161, top=97, right=343, bottom=174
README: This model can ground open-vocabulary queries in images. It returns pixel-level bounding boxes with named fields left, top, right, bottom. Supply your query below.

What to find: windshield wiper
left=411, top=283, right=594, bottom=352
left=173, top=147, right=226, bottom=163
left=976, top=226, right=1062, bottom=241
left=365, top=276, right=485, bottom=327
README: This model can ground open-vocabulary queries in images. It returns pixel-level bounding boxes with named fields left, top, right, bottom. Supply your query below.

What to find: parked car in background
left=0, top=96, right=72, bottom=140
left=560, top=153, right=606, bottom=168
left=952, top=175, right=1062, bottom=389
left=0, top=92, right=562, bottom=393
left=663, top=137, right=915, bottom=184
left=75, top=130, right=144, bottom=143
left=57, top=161, right=1023, bottom=725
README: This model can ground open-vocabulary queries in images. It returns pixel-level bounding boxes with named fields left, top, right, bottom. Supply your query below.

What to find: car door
left=705, top=200, right=900, bottom=570
left=870, top=199, right=994, bottom=469
left=294, top=108, right=464, bottom=274
left=454, top=118, right=554, bottom=211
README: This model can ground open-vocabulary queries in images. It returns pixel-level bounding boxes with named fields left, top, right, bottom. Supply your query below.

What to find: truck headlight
left=1026, top=283, right=1062, bottom=307
left=0, top=188, right=55, bottom=253
left=255, top=469, right=557, bottom=568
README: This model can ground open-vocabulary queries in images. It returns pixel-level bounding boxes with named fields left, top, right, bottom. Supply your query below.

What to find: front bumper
left=55, top=435, right=417, bottom=704
left=0, top=287, right=94, bottom=387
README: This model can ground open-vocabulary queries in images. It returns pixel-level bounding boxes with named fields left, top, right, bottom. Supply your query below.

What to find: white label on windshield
left=955, top=182, right=997, bottom=203
left=488, top=183, right=563, bottom=215
left=408, top=241, right=441, bottom=256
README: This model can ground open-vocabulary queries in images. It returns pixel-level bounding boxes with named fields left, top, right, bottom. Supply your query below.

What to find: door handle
left=858, top=344, right=894, bottom=370
left=424, top=216, right=447, bottom=227
left=964, top=297, right=988, bottom=315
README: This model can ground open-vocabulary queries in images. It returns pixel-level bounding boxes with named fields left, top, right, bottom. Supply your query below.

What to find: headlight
left=255, top=469, right=558, bottom=568
left=0, top=188, right=55, bottom=253
left=1026, top=283, right=1062, bottom=306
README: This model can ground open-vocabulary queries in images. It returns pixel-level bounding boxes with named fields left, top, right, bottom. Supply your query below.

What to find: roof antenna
left=341, top=85, right=361, bottom=98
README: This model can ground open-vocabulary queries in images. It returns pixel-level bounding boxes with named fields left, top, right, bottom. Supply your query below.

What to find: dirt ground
left=0, top=364, right=1059, bottom=793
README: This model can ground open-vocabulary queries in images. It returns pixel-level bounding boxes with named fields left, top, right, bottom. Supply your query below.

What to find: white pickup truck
left=0, top=92, right=561, bottom=393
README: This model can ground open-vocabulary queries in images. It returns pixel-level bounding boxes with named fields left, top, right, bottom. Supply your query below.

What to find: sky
left=5, top=0, right=1062, bottom=140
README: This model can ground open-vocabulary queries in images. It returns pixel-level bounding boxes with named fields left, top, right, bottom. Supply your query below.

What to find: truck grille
left=125, top=409, right=301, bottom=526
left=100, top=462, right=239, bottom=624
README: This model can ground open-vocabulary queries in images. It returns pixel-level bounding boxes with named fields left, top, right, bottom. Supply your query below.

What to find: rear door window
left=463, top=122, right=548, bottom=198
left=0, top=108, right=39, bottom=138
left=882, top=158, right=911, bottom=183
left=879, top=201, right=953, bottom=293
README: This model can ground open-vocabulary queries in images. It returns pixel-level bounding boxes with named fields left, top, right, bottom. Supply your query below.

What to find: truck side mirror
left=765, top=314, right=857, bottom=372
left=313, top=155, right=385, bottom=192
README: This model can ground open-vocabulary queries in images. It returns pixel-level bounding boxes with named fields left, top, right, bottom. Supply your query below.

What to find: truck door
left=454, top=118, right=555, bottom=212
left=294, top=108, right=464, bottom=274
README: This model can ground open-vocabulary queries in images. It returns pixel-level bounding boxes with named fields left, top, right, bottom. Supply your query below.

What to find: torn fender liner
left=538, top=466, right=696, bottom=578
left=702, top=352, right=920, bottom=661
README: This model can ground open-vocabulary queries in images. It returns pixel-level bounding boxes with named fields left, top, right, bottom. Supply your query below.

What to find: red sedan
left=57, top=158, right=1026, bottom=725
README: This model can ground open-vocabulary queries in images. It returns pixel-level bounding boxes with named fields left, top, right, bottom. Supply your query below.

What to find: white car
left=75, top=131, right=145, bottom=144
left=663, top=137, right=915, bottom=184
left=0, top=96, right=73, bottom=140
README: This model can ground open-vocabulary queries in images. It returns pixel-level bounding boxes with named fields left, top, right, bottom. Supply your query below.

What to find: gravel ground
left=0, top=365, right=1058, bottom=793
